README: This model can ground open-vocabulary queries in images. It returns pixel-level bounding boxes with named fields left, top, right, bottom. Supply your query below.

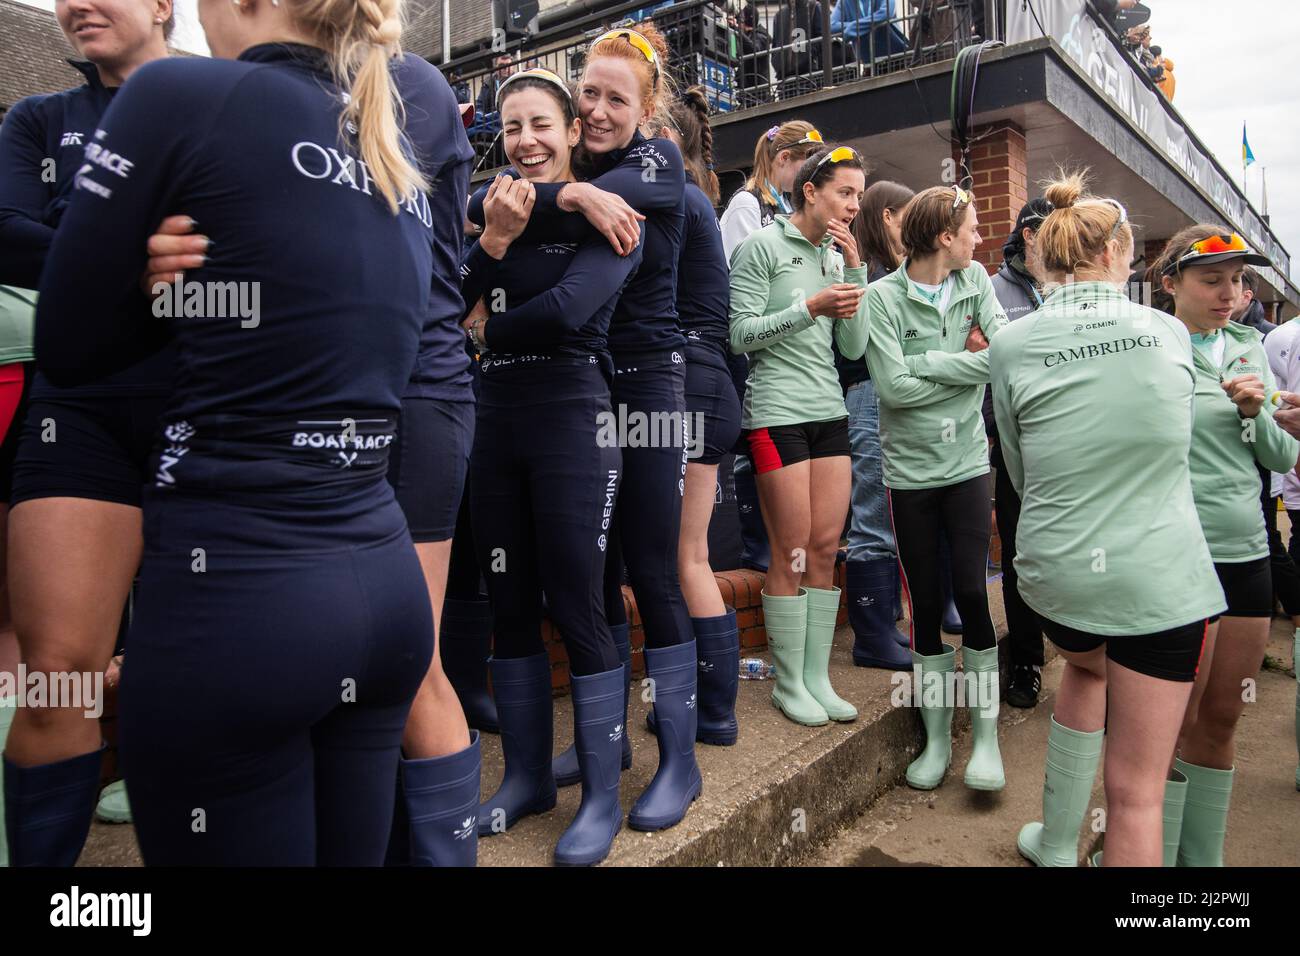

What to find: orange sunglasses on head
left=1162, top=232, right=1255, bottom=275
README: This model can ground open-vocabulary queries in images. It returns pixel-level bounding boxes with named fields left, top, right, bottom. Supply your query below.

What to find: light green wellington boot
left=905, top=644, right=956, bottom=789
left=0, top=696, right=13, bottom=866
left=1091, top=768, right=1188, bottom=867
left=1174, top=756, right=1234, bottom=867
left=761, top=590, right=829, bottom=727
left=95, top=779, right=132, bottom=824
left=961, top=645, right=1005, bottom=791
left=803, top=586, right=857, bottom=722
left=1017, top=716, right=1103, bottom=866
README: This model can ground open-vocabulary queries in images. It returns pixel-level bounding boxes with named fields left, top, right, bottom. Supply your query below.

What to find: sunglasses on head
left=1162, top=232, right=1254, bottom=275
left=776, top=129, right=825, bottom=154
left=593, top=29, right=660, bottom=85
left=813, top=145, right=859, bottom=172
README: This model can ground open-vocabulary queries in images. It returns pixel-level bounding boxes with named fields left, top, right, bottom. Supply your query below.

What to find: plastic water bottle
left=739, top=658, right=776, bottom=680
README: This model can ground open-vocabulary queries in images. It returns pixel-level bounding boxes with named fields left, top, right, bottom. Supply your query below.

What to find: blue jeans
left=845, top=379, right=896, bottom=563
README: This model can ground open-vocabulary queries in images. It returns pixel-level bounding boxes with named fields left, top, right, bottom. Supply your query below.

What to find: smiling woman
left=459, top=66, right=644, bottom=867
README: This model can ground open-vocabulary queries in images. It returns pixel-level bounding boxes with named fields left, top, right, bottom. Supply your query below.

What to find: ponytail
left=667, top=86, right=719, bottom=203
left=291, top=0, right=429, bottom=214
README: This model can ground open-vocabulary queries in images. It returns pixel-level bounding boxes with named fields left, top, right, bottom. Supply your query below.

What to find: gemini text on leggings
left=50, top=887, right=151, bottom=936
left=0, top=666, right=102, bottom=718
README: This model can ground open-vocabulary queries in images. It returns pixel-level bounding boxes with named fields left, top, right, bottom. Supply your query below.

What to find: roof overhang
left=709, top=37, right=1298, bottom=316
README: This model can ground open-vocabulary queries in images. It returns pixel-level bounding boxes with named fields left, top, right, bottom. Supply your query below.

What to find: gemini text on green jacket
left=989, top=281, right=1226, bottom=636
left=728, top=216, right=869, bottom=430
left=859, top=261, right=1007, bottom=489
left=1186, top=320, right=1298, bottom=563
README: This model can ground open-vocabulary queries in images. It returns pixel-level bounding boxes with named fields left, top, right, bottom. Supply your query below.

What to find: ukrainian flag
left=1243, top=124, right=1256, bottom=167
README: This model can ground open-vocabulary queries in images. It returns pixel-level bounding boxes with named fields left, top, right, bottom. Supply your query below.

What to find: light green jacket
left=0, top=287, right=36, bottom=366
left=860, top=261, right=1007, bottom=489
left=1186, top=320, right=1298, bottom=562
left=990, top=281, right=1225, bottom=635
left=729, top=216, right=869, bottom=430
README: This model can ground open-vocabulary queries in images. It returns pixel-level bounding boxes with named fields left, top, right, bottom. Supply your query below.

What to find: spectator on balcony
left=448, top=69, right=471, bottom=106
left=474, top=54, right=514, bottom=117
left=832, top=0, right=907, bottom=67
left=1151, top=44, right=1175, bottom=100
left=773, top=0, right=851, bottom=90
left=731, top=2, right=772, bottom=103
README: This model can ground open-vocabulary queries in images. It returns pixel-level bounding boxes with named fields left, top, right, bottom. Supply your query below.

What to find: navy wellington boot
left=554, top=666, right=625, bottom=866
left=554, top=622, right=631, bottom=787
left=477, top=653, right=556, bottom=836
left=629, top=640, right=703, bottom=831
left=402, top=730, right=482, bottom=866
left=647, top=609, right=740, bottom=745
left=848, top=559, right=913, bottom=669
left=3, top=744, right=104, bottom=866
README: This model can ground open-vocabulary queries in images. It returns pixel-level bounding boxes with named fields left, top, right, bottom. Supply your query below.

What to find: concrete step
left=809, top=614, right=1300, bottom=868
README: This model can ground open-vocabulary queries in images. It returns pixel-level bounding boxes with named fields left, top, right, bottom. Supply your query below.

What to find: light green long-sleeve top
left=0, top=287, right=36, bottom=366
left=990, top=281, right=1225, bottom=635
left=1186, top=320, right=1298, bottom=562
left=728, top=216, right=870, bottom=430
left=860, top=261, right=1007, bottom=489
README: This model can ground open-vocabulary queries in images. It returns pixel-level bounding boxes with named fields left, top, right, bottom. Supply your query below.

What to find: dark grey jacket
left=984, top=260, right=1043, bottom=434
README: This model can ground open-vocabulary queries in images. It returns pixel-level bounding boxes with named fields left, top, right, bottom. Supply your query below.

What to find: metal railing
left=451, top=1, right=1004, bottom=173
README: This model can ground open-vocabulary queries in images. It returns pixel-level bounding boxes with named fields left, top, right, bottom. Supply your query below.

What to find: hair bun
left=1043, top=172, right=1087, bottom=210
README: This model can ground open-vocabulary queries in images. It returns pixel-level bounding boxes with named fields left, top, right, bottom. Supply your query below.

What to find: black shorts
left=0, top=362, right=34, bottom=504
left=746, top=417, right=850, bottom=476
left=1209, top=557, right=1272, bottom=620
left=684, top=342, right=742, bottom=466
left=387, top=397, right=474, bottom=543
left=1042, top=618, right=1208, bottom=683
left=11, top=393, right=165, bottom=508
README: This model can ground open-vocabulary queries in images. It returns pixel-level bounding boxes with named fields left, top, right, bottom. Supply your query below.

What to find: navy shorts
left=1042, top=618, right=1208, bottom=683
left=387, top=398, right=474, bottom=542
left=11, top=392, right=165, bottom=507
left=684, top=341, right=742, bottom=466
left=1210, top=556, right=1272, bottom=620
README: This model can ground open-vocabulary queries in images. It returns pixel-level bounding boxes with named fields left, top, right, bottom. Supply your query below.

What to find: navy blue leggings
left=118, top=488, right=432, bottom=866
left=470, top=363, right=621, bottom=676
left=602, top=356, right=692, bottom=649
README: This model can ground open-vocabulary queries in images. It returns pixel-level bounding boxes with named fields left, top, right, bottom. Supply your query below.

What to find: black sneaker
left=1006, top=664, right=1042, bottom=709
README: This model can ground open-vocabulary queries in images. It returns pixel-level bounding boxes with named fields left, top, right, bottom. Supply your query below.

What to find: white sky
left=17, top=0, right=1299, bottom=275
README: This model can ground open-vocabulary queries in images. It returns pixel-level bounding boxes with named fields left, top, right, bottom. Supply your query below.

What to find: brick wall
left=957, top=122, right=1028, bottom=276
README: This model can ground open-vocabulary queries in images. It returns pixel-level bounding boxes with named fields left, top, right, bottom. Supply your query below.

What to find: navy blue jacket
left=676, top=176, right=729, bottom=352
left=470, top=131, right=685, bottom=362
left=36, top=45, right=442, bottom=433
left=0, top=59, right=173, bottom=396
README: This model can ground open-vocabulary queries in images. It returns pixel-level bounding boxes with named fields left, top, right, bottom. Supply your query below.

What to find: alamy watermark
left=152, top=274, right=260, bottom=328
left=890, top=665, right=998, bottom=717
left=596, top=404, right=705, bottom=460
left=0, top=666, right=103, bottom=718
